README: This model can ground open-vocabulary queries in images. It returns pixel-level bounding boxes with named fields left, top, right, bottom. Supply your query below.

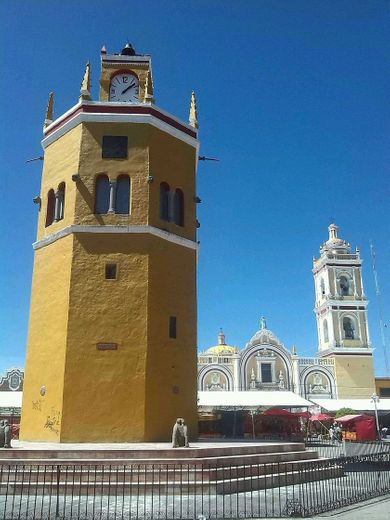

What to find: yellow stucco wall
left=37, top=126, right=82, bottom=241
left=21, top=109, right=198, bottom=442
left=145, top=242, right=198, bottom=440
left=20, top=235, right=73, bottom=441
left=333, top=355, right=375, bottom=398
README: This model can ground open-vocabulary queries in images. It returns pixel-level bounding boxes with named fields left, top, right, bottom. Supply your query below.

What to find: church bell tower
left=313, top=224, right=375, bottom=398
left=20, top=44, right=200, bottom=442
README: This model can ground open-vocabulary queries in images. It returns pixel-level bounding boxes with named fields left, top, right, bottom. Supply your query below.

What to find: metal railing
left=0, top=453, right=389, bottom=519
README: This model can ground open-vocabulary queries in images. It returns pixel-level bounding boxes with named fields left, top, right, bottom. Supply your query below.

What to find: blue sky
left=0, top=1, right=389, bottom=377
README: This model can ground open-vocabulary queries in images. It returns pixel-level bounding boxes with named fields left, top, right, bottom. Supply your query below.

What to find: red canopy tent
left=309, top=413, right=333, bottom=422
left=336, top=414, right=377, bottom=441
left=262, top=408, right=296, bottom=416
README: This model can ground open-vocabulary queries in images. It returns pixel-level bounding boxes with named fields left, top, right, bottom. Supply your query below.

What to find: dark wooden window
left=379, top=388, right=390, bottom=397
left=95, top=175, right=110, bottom=214
left=102, top=136, right=128, bottom=159
left=261, top=363, right=272, bottom=383
left=160, top=182, right=170, bottom=221
left=105, top=263, right=117, bottom=280
left=116, top=175, right=130, bottom=214
left=45, top=189, right=55, bottom=227
left=173, top=188, right=184, bottom=226
left=169, top=316, right=177, bottom=339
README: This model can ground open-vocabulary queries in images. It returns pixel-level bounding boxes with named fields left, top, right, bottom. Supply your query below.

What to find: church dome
left=204, top=330, right=239, bottom=355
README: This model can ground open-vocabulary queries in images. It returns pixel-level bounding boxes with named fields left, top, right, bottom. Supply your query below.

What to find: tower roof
left=320, top=223, right=351, bottom=254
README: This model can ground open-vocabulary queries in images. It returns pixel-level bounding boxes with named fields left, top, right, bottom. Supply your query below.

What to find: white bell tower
left=313, top=223, right=372, bottom=355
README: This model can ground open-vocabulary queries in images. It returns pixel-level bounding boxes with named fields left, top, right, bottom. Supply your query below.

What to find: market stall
left=337, top=414, right=377, bottom=441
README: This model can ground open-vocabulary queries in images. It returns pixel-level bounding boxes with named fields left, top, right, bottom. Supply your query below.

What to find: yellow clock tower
left=20, top=43, right=200, bottom=442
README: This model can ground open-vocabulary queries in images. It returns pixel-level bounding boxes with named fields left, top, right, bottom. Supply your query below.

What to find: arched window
left=343, top=317, right=355, bottom=339
left=323, top=319, right=329, bottom=343
left=320, top=278, right=325, bottom=296
left=45, top=189, right=55, bottom=227
left=116, top=175, right=130, bottom=214
left=160, top=182, right=170, bottom=221
left=173, top=188, right=184, bottom=226
left=339, top=275, right=350, bottom=296
left=57, top=182, right=65, bottom=221
left=95, top=175, right=110, bottom=214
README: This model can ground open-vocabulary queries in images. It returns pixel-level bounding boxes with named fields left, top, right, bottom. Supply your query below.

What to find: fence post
left=56, top=465, right=60, bottom=518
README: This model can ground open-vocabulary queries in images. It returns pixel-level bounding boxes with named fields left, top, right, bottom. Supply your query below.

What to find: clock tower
left=313, top=224, right=375, bottom=398
left=20, top=44, right=200, bottom=442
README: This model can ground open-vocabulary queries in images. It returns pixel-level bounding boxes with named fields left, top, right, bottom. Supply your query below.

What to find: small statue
left=278, top=370, right=285, bottom=389
left=172, top=417, right=189, bottom=448
left=3, top=420, right=11, bottom=448
left=0, top=420, right=5, bottom=448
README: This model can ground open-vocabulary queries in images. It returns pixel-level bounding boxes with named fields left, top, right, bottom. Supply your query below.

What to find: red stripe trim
left=45, top=104, right=197, bottom=139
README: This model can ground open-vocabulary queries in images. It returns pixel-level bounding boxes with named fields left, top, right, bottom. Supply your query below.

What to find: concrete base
left=0, top=441, right=339, bottom=495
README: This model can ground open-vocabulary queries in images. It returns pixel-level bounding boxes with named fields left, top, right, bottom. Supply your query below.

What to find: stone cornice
left=33, top=224, right=199, bottom=251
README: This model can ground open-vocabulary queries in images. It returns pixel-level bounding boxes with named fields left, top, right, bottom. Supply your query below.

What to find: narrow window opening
left=45, top=189, right=55, bottom=227
left=169, top=316, right=177, bottom=338
left=173, top=188, right=184, bottom=226
left=160, top=182, right=170, bottom=221
left=105, top=263, right=117, bottom=280
left=57, top=182, right=66, bottom=221
left=95, top=175, right=110, bottom=214
left=116, top=175, right=130, bottom=214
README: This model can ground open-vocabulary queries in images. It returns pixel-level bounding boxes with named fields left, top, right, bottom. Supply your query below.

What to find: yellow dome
left=205, top=344, right=238, bottom=355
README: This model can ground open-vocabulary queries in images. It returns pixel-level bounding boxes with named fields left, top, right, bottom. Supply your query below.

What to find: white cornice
left=42, top=102, right=199, bottom=150
left=33, top=225, right=199, bottom=251
left=319, top=347, right=374, bottom=357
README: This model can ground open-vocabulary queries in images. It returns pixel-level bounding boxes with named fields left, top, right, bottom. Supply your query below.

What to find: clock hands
left=121, top=82, right=136, bottom=95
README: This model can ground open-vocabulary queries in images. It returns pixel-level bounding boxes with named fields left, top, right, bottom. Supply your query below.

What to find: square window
left=102, top=136, right=128, bottom=159
left=105, top=263, right=117, bottom=280
left=169, top=316, right=177, bottom=339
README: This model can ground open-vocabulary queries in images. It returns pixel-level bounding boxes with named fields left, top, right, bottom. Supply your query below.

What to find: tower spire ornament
left=218, top=328, right=226, bottom=345
left=143, top=73, right=154, bottom=103
left=80, top=62, right=92, bottom=101
left=44, top=92, right=54, bottom=129
left=189, top=91, right=199, bottom=129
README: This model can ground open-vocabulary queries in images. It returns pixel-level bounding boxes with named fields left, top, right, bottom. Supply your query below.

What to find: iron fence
left=0, top=452, right=389, bottom=519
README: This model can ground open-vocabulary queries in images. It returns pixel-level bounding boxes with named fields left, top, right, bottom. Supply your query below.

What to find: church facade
left=198, top=224, right=377, bottom=404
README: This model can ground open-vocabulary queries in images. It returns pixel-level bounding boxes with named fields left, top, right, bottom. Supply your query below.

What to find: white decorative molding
left=33, top=224, right=199, bottom=251
left=42, top=102, right=199, bottom=150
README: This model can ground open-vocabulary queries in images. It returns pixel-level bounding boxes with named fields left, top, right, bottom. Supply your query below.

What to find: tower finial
left=218, top=328, right=226, bottom=345
left=189, top=91, right=199, bottom=129
left=44, top=92, right=54, bottom=129
left=328, top=222, right=339, bottom=241
left=260, top=316, right=267, bottom=330
left=80, top=62, right=92, bottom=101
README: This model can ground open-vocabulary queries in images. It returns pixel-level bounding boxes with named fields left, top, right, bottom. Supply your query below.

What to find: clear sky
left=0, top=1, right=389, bottom=377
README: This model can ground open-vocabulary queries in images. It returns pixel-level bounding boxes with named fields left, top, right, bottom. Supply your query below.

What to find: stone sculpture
left=0, top=420, right=4, bottom=448
left=3, top=420, right=11, bottom=448
left=0, top=419, right=11, bottom=448
left=172, top=417, right=189, bottom=448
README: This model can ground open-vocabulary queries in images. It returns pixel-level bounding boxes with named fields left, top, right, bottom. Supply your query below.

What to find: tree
left=335, top=407, right=356, bottom=418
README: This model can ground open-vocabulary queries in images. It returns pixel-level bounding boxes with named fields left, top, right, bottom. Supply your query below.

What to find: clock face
left=109, top=73, right=139, bottom=102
